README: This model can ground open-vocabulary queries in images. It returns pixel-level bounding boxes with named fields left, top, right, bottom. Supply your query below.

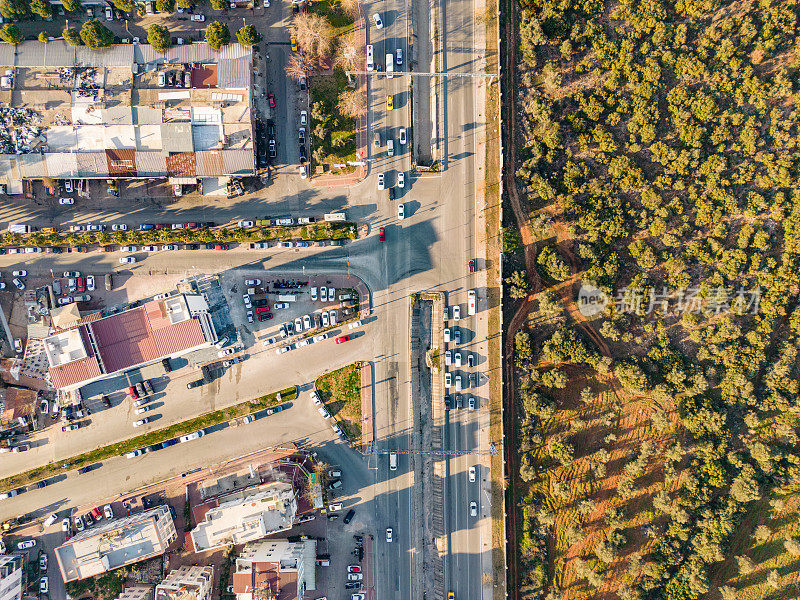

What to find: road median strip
left=0, top=386, right=297, bottom=495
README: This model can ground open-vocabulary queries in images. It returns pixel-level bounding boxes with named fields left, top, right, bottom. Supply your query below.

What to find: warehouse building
left=0, top=41, right=255, bottom=195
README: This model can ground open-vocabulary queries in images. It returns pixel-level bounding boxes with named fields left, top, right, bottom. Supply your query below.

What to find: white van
left=387, top=139, right=394, bottom=156
left=386, top=53, right=394, bottom=79
left=44, top=513, right=58, bottom=527
left=366, top=44, right=374, bottom=71
left=389, top=451, right=397, bottom=471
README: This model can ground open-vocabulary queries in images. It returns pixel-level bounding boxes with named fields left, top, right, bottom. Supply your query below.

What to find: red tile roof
left=91, top=308, right=158, bottom=373
left=49, top=355, right=102, bottom=389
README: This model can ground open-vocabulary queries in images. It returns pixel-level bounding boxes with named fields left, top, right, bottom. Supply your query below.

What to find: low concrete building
left=232, top=539, right=316, bottom=600
left=54, top=505, right=177, bottom=583
left=0, top=555, right=23, bottom=600
left=190, top=481, right=297, bottom=552
left=155, top=566, right=213, bottom=600
left=117, top=586, right=154, bottom=600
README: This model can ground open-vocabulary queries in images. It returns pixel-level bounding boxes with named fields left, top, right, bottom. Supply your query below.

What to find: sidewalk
left=359, top=361, right=374, bottom=451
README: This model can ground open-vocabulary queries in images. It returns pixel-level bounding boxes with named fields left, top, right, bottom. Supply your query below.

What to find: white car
left=274, top=302, right=289, bottom=309
left=86, top=275, right=95, bottom=291
left=398, top=203, right=405, bottom=220
left=348, top=320, right=363, bottom=329
left=385, top=527, right=393, bottom=542
left=57, top=296, right=73, bottom=305
left=397, top=171, right=405, bottom=188
left=58, top=197, right=74, bottom=205
left=377, top=173, right=385, bottom=190
left=218, top=347, right=236, bottom=358
left=276, top=345, right=291, bottom=354
left=179, top=431, right=204, bottom=442
left=105, top=6, right=112, bottom=19
left=143, top=245, right=158, bottom=252
left=452, top=305, right=460, bottom=320
left=135, top=405, right=154, bottom=415
left=294, top=317, right=303, bottom=332
left=329, top=310, right=337, bottom=325
left=321, top=286, right=328, bottom=301
left=103, top=504, right=113, bottom=519
left=372, top=12, right=383, bottom=28
left=313, top=333, right=328, bottom=342
left=12, top=278, right=24, bottom=290
left=191, top=13, right=205, bottom=20
left=245, top=278, right=261, bottom=286
left=74, top=516, right=85, bottom=531
left=112, top=223, right=127, bottom=231
left=17, top=539, right=35, bottom=550
left=121, top=245, right=136, bottom=252
left=171, top=223, right=184, bottom=230
left=64, top=180, right=73, bottom=192
left=303, top=314, right=312, bottom=329
left=445, top=350, right=452, bottom=366
left=455, top=352, right=462, bottom=367
left=173, top=184, right=182, bottom=196
left=119, top=256, right=136, bottom=264
left=318, top=406, right=330, bottom=419
left=444, top=328, right=451, bottom=342
left=348, top=573, right=364, bottom=581
left=469, top=465, right=476, bottom=482
left=300, top=110, right=307, bottom=126
left=311, top=287, right=318, bottom=300
left=470, top=501, right=478, bottom=517
left=399, top=128, right=407, bottom=144
left=125, top=449, right=143, bottom=458
left=238, top=220, right=254, bottom=227
left=12, top=270, right=26, bottom=277
left=444, top=372, right=452, bottom=388
left=62, top=518, right=71, bottom=532
left=133, top=417, right=150, bottom=427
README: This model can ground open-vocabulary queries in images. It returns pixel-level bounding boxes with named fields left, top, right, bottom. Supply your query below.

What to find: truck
left=324, top=213, right=346, bottom=222
left=8, top=224, right=33, bottom=234
left=277, top=294, right=297, bottom=302
left=468, top=289, right=476, bottom=316
left=386, top=53, right=394, bottom=79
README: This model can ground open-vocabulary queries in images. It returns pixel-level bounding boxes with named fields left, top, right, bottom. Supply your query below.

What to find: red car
left=214, top=243, right=229, bottom=250
left=76, top=277, right=86, bottom=292
left=469, top=259, right=476, bottom=273
left=156, top=223, right=169, bottom=229
left=335, top=335, right=351, bottom=344
left=258, top=312, right=273, bottom=322
left=184, top=222, right=197, bottom=229
left=90, top=507, right=102, bottom=520
left=268, top=93, right=276, bottom=108
left=378, top=227, right=385, bottom=242
left=255, top=306, right=270, bottom=314
left=127, top=386, right=139, bottom=399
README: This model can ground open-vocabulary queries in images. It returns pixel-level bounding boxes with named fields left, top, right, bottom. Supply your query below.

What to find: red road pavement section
left=360, top=361, right=374, bottom=451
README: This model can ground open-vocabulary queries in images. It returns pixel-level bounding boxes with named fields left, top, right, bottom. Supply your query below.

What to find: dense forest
left=509, top=0, right=800, bottom=598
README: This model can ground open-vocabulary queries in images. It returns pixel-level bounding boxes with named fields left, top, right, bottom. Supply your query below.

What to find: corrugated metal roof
left=217, top=56, right=251, bottom=89
left=195, top=150, right=223, bottom=176
left=221, top=150, right=254, bottom=175
left=218, top=44, right=254, bottom=60
left=134, top=151, right=167, bottom=176
left=0, top=43, right=15, bottom=67
left=75, top=152, right=108, bottom=176
left=133, top=106, right=162, bottom=125
left=166, top=152, right=196, bottom=176
left=134, top=43, right=251, bottom=66
left=0, top=156, right=16, bottom=184
left=18, top=154, right=45, bottom=179
left=75, top=44, right=134, bottom=67
left=44, top=153, right=78, bottom=178
left=106, top=149, right=137, bottom=176
left=14, top=40, right=75, bottom=67
left=161, top=123, right=193, bottom=153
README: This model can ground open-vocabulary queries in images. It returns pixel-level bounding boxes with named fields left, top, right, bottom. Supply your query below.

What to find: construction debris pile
left=0, top=108, right=45, bottom=154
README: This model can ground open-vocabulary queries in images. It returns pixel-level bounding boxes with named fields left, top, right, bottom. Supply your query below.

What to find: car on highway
left=290, top=35, right=298, bottom=51
left=372, top=12, right=383, bottom=27
left=399, top=127, right=407, bottom=144
left=300, top=110, right=307, bottom=125
left=125, top=449, right=143, bottom=458
left=120, top=256, right=136, bottom=264
left=385, top=527, right=393, bottom=542
left=378, top=227, right=385, bottom=242
left=17, top=540, right=35, bottom=550
left=352, top=595, right=365, bottom=600
left=133, top=417, right=151, bottom=427
left=469, top=465, right=476, bottom=482
left=179, top=431, right=205, bottom=442
left=470, top=501, right=478, bottom=517
left=59, top=197, right=74, bottom=205
left=366, top=44, right=374, bottom=70
left=377, top=173, right=385, bottom=190
left=335, top=335, right=351, bottom=344
left=386, top=94, right=393, bottom=110
left=397, top=171, right=405, bottom=188
left=398, top=203, right=405, bottom=220
left=387, top=138, right=394, bottom=156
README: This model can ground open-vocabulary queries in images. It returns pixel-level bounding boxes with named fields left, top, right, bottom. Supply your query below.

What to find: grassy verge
left=309, top=69, right=358, bottom=170
left=0, top=387, right=297, bottom=494
left=310, top=0, right=354, bottom=35
left=315, top=363, right=362, bottom=445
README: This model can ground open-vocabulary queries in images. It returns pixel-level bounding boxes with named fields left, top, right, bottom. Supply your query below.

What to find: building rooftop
left=54, top=506, right=176, bottom=583
left=190, top=482, right=298, bottom=552
left=47, top=294, right=214, bottom=390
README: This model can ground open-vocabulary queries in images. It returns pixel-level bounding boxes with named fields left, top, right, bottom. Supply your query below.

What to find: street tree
left=290, top=13, right=334, bottom=66
left=209, top=0, right=226, bottom=9
left=205, top=21, right=230, bottom=50
left=0, top=0, right=29, bottom=20
left=236, top=24, right=259, bottom=46
left=176, top=0, right=197, bottom=7
left=112, top=0, right=135, bottom=10
left=155, top=0, right=174, bottom=11
left=80, top=20, right=113, bottom=48
left=0, top=23, right=21, bottom=44
left=337, top=88, right=365, bottom=119
left=147, top=24, right=170, bottom=52
left=38, top=31, right=49, bottom=42
left=30, top=0, right=52, bottom=18
left=61, top=0, right=81, bottom=11
left=63, top=27, right=81, bottom=45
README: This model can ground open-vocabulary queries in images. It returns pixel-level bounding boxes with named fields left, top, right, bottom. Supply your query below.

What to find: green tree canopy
left=61, top=0, right=81, bottom=11
left=62, top=27, right=81, bottom=45
left=111, top=0, right=135, bottom=11
left=204, top=20, right=230, bottom=50
left=0, top=0, right=30, bottom=21
left=176, top=0, right=196, bottom=7
left=209, top=0, right=226, bottom=8
left=155, top=0, right=174, bottom=12
left=0, top=23, right=21, bottom=44
left=38, top=30, right=49, bottom=42
left=236, top=24, right=259, bottom=46
left=79, top=19, right=113, bottom=49
left=30, top=0, right=52, bottom=18
left=146, top=24, right=170, bottom=52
